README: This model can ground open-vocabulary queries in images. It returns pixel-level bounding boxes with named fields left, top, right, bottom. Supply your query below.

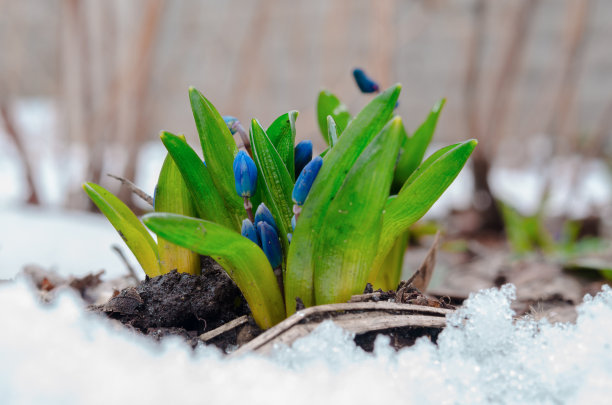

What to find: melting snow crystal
left=1, top=281, right=612, bottom=404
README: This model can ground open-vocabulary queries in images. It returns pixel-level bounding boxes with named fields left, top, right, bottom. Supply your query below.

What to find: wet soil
left=91, top=257, right=251, bottom=348
left=87, top=259, right=453, bottom=352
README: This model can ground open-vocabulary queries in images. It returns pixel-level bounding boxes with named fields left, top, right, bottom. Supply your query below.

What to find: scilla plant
left=84, top=82, right=476, bottom=329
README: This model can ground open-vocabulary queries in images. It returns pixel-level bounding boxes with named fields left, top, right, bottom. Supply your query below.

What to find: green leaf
left=499, top=201, right=554, bottom=254
left=155, top=145, right=201, bottom=276
left=314, top=117, right=404, bottom=305
left=189, top=87, right=244, bottom=221
left=369, top=139, right=477, bottom=283
left=267, top=111, right=299, bottom=180
left=143, top=213, right=285, bottom=329
left=326, top=116, right=338, bottom=147
left=286, top=84, right=401, bottom=314
left=83, top=182, right=160, bottom=277
left=373, top=230, right=409, bottom=291
left=160, top=131, right=240, bottom=230
left=249, top=119, right=294, bottom=256
left=392, top=99, right=446, bottom=192
left=316, top=90, right=351, bottom=142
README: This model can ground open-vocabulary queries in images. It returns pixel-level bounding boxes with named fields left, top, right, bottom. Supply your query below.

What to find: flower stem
left=244, top=196, right=254, bottom=223
left=293, top=204, right=302, bottom=221
left=235, top=123, right=253, bottom=158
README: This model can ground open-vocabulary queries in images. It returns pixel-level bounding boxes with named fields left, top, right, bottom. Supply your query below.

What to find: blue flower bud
left=241, top=219, right=259, bottom=246
left=291, top=214, right=296, bottom=231
left=223, top=115, right=240, bottom=135
left=233, top=150, right=257, bottom=197
left=352, top=68, right=379, bottom=94
left=257, top=222, right=282, bottom=268
left=287, top=233, right=292, bottom=243
left=294, top=140, right=313, bottom=178
left=254, top=203, right=277, bottom=230
left=292, top=156, right=323, bottom=205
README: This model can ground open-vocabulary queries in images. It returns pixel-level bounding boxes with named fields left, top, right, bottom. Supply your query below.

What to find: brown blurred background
left=1, top=0, right=611, bottom=215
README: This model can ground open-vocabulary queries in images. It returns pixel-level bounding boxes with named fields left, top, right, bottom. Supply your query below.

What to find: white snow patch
left=0, top=206, right=140, bottom=280
left=2, top=281, right=612, bottom=404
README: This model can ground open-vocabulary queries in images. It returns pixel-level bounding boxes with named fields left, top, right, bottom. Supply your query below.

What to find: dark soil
left=91, top=257, right=252, bottom=348
left=354, top=326, right=443, bottom=352
left=88, top=258, right=452, bottom=353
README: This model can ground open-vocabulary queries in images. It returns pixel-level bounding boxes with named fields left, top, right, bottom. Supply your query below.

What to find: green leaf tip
left=83, top=182, right=161, bottom=278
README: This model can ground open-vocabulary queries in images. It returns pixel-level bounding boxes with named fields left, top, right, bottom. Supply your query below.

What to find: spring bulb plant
left=84, top=76, right=476, bottom=329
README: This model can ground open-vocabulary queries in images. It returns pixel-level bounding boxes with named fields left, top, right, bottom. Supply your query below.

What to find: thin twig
left=199, top=315, right=249, bottom=342
left=545, top=0, right=591, bottom=148
left=107, top=173, right=153, bottom=206
left=484, top=0, right=540, bottom=153
left=111, top=245, right=140, bottom=283
left=0, top=104, right=40, bottom=205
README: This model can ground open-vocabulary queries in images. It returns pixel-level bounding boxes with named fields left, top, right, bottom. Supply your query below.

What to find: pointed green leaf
left=189, top=87, right=244, bottom=219
left=314, top=117, right=404, bottom=304
left=160, top=131, right=240, bottom=230
left=369, top=139, right=477, bottom=282
left=250, top=119, right=294, bottom=256
left=373, top=230, right=409, bottom=291
left=155, top=145, right=201, bottom=276
left=83, top=182, right=160, bottom=277
left=392, top=99, right=445, bottom=192
left=316, top=90, right=351, bottom=141
left=286, top=84, right=401, bottom=314
left=267, top=111, right=299, bottom=180
left=143, top=213, right=285, bottom=329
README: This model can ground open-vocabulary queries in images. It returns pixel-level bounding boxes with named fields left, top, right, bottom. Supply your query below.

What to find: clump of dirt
left=92, top=257, right=250, bottom=348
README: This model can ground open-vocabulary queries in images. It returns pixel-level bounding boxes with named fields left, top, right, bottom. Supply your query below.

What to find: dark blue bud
left=352, top=68, right=379, bottom=94
left=241, top=219, right=259, bottom=246
left=291, top=214, right=296, bottom=231
left=255, top=203, right=277, bottom=230
left=294, top=140, right=313, bottom=178
left=292, top=156, right=323, bottom=205
left=223, top=116, right=240, bottom=135
left=257, top=222, right=282, bottom=268
left=233, top=150, right=257, bottom=197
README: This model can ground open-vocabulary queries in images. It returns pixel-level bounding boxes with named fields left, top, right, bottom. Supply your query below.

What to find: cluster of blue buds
left=234, top=148, right=282, bottom=268
left=233, top=124, right=324, bottom=268
left=241, top=203, right=282, bottom=269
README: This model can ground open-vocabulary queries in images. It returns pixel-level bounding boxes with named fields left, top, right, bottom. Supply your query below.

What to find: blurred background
left=1, top=0, right=612, bottom=278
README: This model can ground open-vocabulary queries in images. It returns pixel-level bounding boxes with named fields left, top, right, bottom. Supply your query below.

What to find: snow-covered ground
left=2, top=280, right=612, bottom=404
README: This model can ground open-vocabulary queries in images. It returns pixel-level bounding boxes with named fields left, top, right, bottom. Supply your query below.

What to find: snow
left=0, top=206, right=141, bottom=280
left=2, top=281, right=612, bottom=404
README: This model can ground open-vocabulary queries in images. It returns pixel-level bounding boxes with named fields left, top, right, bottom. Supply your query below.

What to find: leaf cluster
left=85, top=85, right=476, bottom=328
